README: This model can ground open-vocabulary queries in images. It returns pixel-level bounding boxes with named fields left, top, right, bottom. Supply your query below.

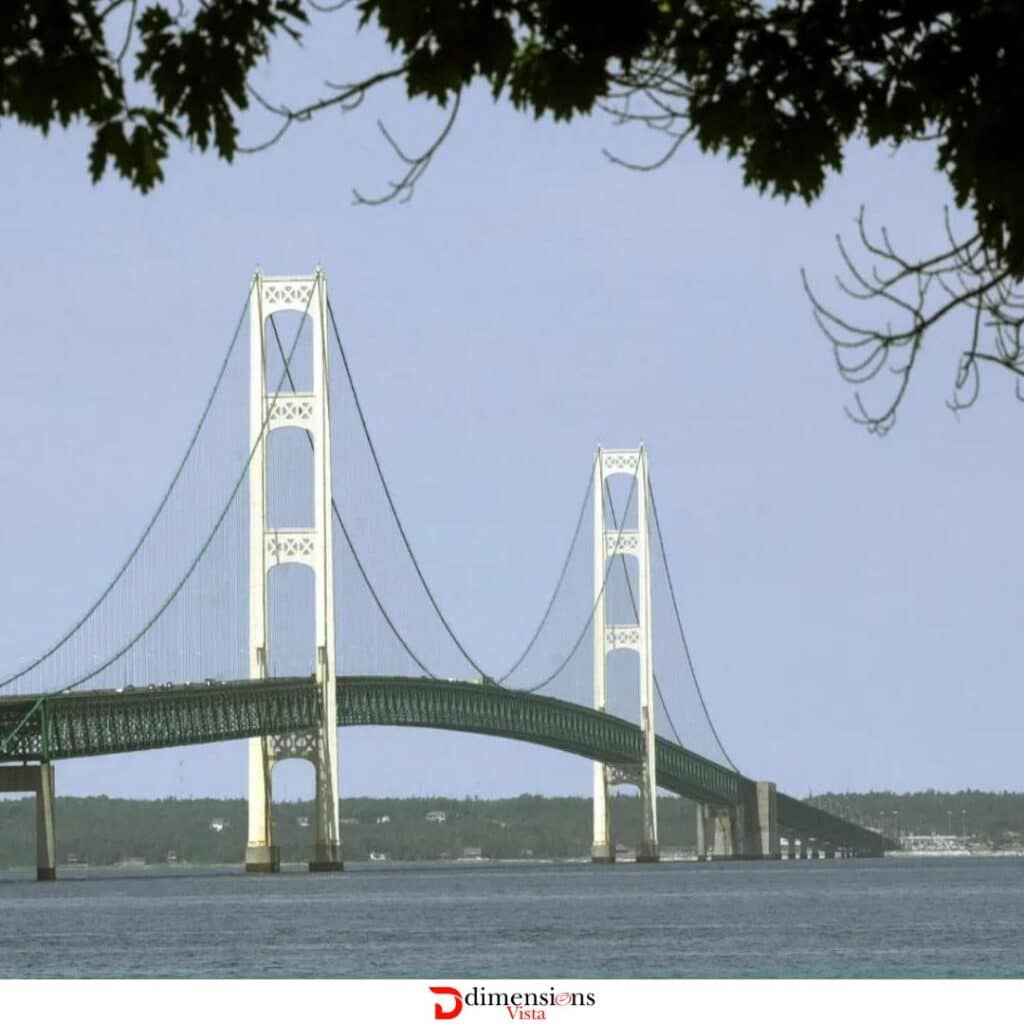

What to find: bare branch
left=602, top=125, right=693, bottom=173
left=236, top=65, right=409, bottom=155
left=807, top=208, right=1024, bottom=431
left=114, top=0, right=138, bottom=69
left=352, top=93, right=461, bottom=206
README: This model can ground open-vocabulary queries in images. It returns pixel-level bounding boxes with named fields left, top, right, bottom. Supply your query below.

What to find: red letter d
left=429, top=987, right=463, bottom=1020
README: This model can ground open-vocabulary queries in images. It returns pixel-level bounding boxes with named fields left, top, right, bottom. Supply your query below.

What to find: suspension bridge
left=0, top=269, right=888, bottom=879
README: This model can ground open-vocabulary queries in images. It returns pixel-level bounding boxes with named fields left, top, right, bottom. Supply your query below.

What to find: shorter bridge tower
left=245, top=269, right=342, bottom=873
left=591, top=446, right=659, bottom=863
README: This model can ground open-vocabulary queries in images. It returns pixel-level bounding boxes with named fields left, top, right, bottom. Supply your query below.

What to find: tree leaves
left=2, top=1, right=1023, bottom=275
left=2, top=0, right=307, bottom=191
left=136, top=0, right=307, bottom=162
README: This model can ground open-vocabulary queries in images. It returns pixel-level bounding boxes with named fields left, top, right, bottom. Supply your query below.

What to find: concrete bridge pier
left=706, top=782, right=780, bottom=860
left=590, top=764, right=615, bottom=863
left=747, top=781, right=780, bottom=858
left=0, top=763, right=56, bottom=881
left=709, top=806, right=735, bottom=859
left=245, top=738, right=280, bottom=873
left=635, top=757, right=660, bottom=864
left=36, top=763, right=56, bottom=880
left=695, top=803, right=712, bottom=861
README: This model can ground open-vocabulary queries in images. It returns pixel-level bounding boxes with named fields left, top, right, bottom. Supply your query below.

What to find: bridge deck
left=0, top=676, right=886, bottom=854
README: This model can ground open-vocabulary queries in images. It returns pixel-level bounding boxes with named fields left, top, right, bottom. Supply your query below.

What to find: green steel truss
left=340, top=677, right=742, bottom=807
left=0, top=679, right=323, bottom=763
left=0, top=675, right=885, bottom=853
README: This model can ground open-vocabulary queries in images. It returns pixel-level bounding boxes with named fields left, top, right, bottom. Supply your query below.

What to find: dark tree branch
left=115, top=0, right=138, bottom=68
left=805, top=208, right=1024, bottom=434
left=352, top=93, right=461, bottom=207
left=237, top=65, right=408, bottom=154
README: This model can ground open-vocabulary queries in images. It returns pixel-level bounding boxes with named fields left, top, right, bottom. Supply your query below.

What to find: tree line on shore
left=0, top=791, right=1020, bottom=867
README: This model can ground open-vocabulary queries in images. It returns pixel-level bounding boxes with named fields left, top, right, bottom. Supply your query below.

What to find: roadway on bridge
left=0, top=675, right=886, bottom=854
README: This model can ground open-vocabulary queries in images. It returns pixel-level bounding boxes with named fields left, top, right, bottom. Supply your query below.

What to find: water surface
left=1, top=857, right=1020, bottom=978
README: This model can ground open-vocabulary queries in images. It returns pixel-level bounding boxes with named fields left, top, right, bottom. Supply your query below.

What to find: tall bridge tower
left=591, top=446, right=659, bottom=863
left=244, top=269, right=342, bottom=873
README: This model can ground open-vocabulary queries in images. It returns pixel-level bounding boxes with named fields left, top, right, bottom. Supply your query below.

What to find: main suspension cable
left=648, top=475, right=738, bottom=772
left=0, top=289, right=249, bottom=692
left=326, top=299, right=489, bottom=678
left=496, top=459, right=595, bottom=684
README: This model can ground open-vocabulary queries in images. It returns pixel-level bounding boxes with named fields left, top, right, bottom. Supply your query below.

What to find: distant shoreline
left=6, top=850, right=1024, bottom=875
left=2, top=792, right=1022, bottom=869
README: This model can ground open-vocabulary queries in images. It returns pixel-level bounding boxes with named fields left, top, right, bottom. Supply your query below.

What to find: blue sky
left=1, top=21, right=1021, bottom=802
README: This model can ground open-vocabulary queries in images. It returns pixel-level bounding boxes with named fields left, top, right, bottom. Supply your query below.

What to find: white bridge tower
left=591, top=446, right=659, bottom=863
left=245, top=269, right=342, bottom=873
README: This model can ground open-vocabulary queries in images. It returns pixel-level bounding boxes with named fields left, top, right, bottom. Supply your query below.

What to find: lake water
left=1, top=857, right=1021, bottom=978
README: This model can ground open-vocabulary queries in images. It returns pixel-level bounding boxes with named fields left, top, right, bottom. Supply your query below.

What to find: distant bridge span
left=0, top=676, right=887, bottom=857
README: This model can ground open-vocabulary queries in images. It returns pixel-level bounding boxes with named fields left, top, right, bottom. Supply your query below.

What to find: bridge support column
left=636, top=753, right=659, bottom=863
left=695, top=803, right=710, bottom=861
left=246, top=269, right=342, bottom=875
left=591, top=764, right=614, bottom=863
left=246, top=739, right=279, bottom=873
left=36, top=763, right=56, bottom=881
left=741, top=781, right=780, bottom=858
left=0, top=763, right=56, bottom=881
left=310, top=693, right=343, bottom=872
left=722, top=779, right=780, bottom=859
left=710, top=806, right=736, bottom=859
left=592, top=447, right=658, bottom=865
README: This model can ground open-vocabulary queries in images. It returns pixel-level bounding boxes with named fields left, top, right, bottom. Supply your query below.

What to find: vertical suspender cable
left=496, top=461, right=595, bottom=683
left=267, top=317, right=436, bottom=678
left=519, top=463, right=641, bottom=695
left=647, top=476, right=738, bottom=772
left=326, top=300, right=488, bottom=678
left=0, top=291, right=250, bottom=692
